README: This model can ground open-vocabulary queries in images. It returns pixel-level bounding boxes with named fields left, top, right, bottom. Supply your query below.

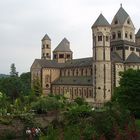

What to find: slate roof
left=42, top=34, right=51, bottom=41
left=63, top=57, right=92, bottom=68
left=92, top=13, right=110, bottom=28
left=53, top=38, right=72, bottom=52
left=114, top=6, right=129, bottom=25
left=136, top=29, right=140, bottom=38
left=125, top=52, right=140, bottom=63
left=52, top=76, right=93, bottom=86
left=111, top=52, right=123, bottom=63
left=32, top=57, right=92, bottom=69
left=32, top=59, right=64, bottom=68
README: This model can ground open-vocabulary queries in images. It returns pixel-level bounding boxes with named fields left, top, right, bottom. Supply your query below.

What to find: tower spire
left=120, top=3, right=122, bottom=7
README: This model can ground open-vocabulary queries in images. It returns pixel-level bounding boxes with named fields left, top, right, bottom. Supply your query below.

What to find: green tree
left=20, top=72, right=31, bottom=95
left=10, top=63, right=18, bottom=77
left=0, top=77, right=22, bottom=100
left=112, top=69, right=140, bottom=117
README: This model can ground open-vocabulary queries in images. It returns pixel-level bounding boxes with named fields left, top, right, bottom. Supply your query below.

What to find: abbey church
left=31, top=5, right=140, bottom=106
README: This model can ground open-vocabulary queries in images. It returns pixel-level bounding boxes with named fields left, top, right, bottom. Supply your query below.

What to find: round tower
left=41, top=34, right=51, bottom=60
left=92, top=14, right=112, bottom=105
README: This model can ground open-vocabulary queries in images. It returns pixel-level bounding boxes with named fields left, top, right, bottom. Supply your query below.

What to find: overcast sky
left=0, top=0, right=140, bottom=74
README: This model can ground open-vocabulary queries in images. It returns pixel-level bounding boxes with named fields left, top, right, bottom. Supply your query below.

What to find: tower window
left=112, top=32, right=116, bottom=39
left=118, top=31, right=121, bottom=38
left=130, top=33, right=132, bottom=39
left=116, top=46, right=123, bottom=50
left=125, top=46, right=129, bottom=50
left=46, top=44, right=49, bottom=48
left=42, top=44, right=45, bottom=49
left=125, top=32, right=128, bottom=38
left=59, top=54, right=64, bottom=58
left=130, top=47, right=134, bottom=51
left=98, top=36, right=102, bottom=41
left=106, top=36, right=109, bottom=42
left=66, top=54, right=70, bottom=58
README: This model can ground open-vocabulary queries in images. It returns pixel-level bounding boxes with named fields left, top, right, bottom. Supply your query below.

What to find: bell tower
left=41, top=34, right=51, bottom=60
left=92, top=14, right=112, bottom=105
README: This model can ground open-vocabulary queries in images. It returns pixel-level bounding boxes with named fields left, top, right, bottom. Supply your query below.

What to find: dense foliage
left=0, top=72, right=31, bottom=99
left=1, top=69, right=140, bottom=139
left=112, top=69, right=140, bottom=117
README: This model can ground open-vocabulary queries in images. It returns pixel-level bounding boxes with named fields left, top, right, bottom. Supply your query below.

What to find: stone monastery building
left=31, top=5, right=140, bottom=105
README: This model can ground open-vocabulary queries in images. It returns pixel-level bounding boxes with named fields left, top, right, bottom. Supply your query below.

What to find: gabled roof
left=125, top=52, right=140, bottom=63
left=113, top=6, right=129, bottom=25
left=42, top=34, right=51, bottom=41
left=136, top=29, right=140, bottom=38
left=64, top=57, right=92, bottom=68
left=53, top=38, right=72, bottom=52
left=52, top=76, right=92, bottom=86
left=111, top=52, right=123, bottom=63
left=92, top=13, right=110, bottom=28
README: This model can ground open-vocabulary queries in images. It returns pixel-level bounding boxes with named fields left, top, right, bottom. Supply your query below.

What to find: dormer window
left=98, top=36, right=102, bottom=41
left=127, top=19, right=130, bottom=24
left=114, top=20, right=118, bottom=24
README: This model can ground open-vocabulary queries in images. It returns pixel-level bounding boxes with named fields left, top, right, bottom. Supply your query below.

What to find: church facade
left=31, top=6, right=140, bottom=106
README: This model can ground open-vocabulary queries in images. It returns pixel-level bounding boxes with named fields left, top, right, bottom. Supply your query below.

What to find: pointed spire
left=53, top=38, right=72, bottom=52
left=42, top=34, right=51, bottom=41
left=113, top=5, right=129, bottom=25
left=92, top=13, right=110, bottom=28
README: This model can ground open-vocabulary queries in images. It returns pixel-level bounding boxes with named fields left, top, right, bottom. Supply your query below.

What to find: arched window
left=127, top=19, right=130, bottom=24
left=76, top=69, right=78, bottom=76
left=112, top=32, right=116, bottom=39
left=118, top=31, right=121, bottom=38
left=125, top=32, right=128, bottom=38
left=130, top=33, right=133, bottom=39
left=98, top=35, right=102, bottom=41
left=106, top=36, right=109, bottom=42
left=45, top=75, right=50, bottom=83
left=68, top=69, right=70, bottom=76
left=81, top=69, right=83, bottom=76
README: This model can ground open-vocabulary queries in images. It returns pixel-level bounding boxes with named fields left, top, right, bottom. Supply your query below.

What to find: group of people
left=26, top=127, right=41, bottom=140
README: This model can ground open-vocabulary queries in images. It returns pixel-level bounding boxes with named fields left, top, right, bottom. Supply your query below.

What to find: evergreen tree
left=10, top=63, right=18, bottom=76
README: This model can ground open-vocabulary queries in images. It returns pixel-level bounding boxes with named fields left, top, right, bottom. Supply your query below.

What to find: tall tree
left=112, top=69, right=140, bottom=117
left=10, top=63, right=18, bottom=76
left=20, top=72, right=31, bottom=95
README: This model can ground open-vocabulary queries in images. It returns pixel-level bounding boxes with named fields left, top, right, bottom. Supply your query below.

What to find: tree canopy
left=10, top=63, right=18, bottom=76
left=112, top=69, right=140, bottom=117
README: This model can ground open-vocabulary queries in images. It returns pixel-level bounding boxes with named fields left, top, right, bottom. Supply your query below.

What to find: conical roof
left=136, top=29, right=140, bottom=38
left=113, top=6, right=129, bottom=25
left=92, top=13, right=110, bottom=28
left=53, top=38, right=72, bottom=52
left=42, top=34, right=51, bottom=41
